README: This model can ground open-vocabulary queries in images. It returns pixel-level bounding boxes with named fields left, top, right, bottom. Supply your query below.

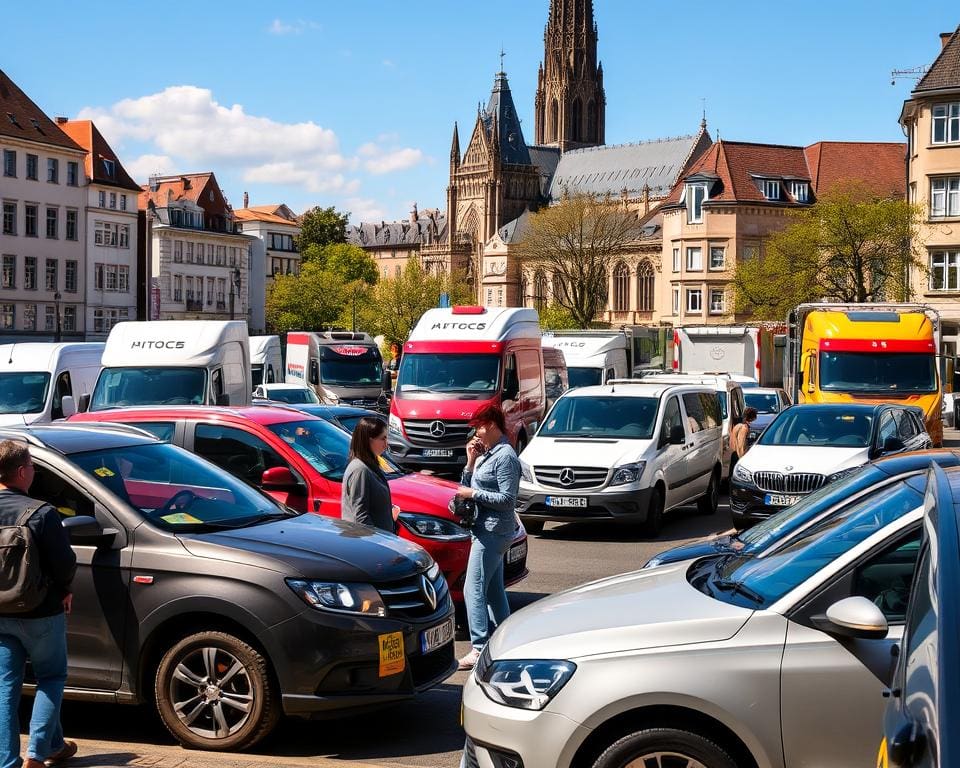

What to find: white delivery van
left=0, top=343, right=103, bottom=424
left=250, top=335, right=283, bottom=388
left=86, top=321, right=251, bottom=411
left=541, top=332, right=630, bottom=388
left=286, top=331, right=385, bottom=409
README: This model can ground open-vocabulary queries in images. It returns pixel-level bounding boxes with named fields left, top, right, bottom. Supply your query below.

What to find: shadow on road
left=534, top=503, right=732, bottom=544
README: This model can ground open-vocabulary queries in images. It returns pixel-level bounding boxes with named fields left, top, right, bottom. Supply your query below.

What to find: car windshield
left=72, top=442, right=289, bottom=531
left=819, top=352, right=937, bottom=394
left=691, top=477, right=923, bottom=609
left=758, top=407, right=873, bottom=447
left=539, top=396, right=659, bottom=439
left=567, top=367, right=602, bottom=389
left=745, top=392, right=781, bottom=414
left=269, top=388, right=320, bottom=404
left=319, top=352, right=383, bottom=388
left=397, top=353, right=500, bottom=399
left=0, top=373, right=50, bottom=414
left=91, top=367, right=206, bottom=410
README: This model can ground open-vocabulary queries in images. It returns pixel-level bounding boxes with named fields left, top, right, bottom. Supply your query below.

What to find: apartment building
left=0, top=69, right=87, bottom=338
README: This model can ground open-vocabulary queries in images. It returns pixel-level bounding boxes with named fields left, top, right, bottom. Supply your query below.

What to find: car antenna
left=6, top=343, right=13, bottom=365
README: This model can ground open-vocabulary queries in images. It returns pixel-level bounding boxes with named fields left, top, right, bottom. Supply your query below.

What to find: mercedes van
left=0, top=343, right=103, bottom=423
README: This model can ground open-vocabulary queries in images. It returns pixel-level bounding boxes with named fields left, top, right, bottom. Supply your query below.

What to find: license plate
left=546, top=496, right=587, bottom=508
left=423, top=449, right=454, bottom=458
left=507, top=540, right=527, bottom=564
left=420, top=617, right=455, bottom=654
left=377, top=631, right=405, bottom=677
left=764, top=493, right=801, bottom=507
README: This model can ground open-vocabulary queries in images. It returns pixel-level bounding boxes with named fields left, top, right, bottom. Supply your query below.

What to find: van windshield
left=567, top=367, right=602, bottom=389
left=540, top=396, right=659, bottom=439
left=396, top=353, right=500, bottom=400
left=819, top=352, right=937, bottom=394
left=0, top=373, right=50, bottom=414
left=319, top=347, right=383, bottom=387
left=91, top=367, right=207, bottom=410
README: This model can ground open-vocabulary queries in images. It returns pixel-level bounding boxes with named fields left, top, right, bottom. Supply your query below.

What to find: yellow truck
left=785, top=303, right=943, bottom=446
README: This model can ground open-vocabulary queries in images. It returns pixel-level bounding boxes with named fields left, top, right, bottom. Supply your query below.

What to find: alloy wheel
left=624, top=752, right=708, bottom=768
left=169, top=646, right=254, bottom=739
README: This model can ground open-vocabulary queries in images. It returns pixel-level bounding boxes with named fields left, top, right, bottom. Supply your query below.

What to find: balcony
left=186, top=299, right=203, bottom=312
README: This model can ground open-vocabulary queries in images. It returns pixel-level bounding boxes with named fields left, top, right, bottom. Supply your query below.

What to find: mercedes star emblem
left=559, top=467, right=576, bottom=486
left=429, top=420, right=446, bottom=438
left=421, top=574, right=437, bottom=611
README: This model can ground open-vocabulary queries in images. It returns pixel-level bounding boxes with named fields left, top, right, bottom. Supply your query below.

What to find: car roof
left=0, top=423, right=159, bottom=454
left=560, top=382, right=717, bottom=399
left=295, top=404, right=378, bottom=418
left=781, top=402, right=889, bottom=415
left=874, top=449, right=960, bottom=476
left=76, top=405, right=317, bottom=426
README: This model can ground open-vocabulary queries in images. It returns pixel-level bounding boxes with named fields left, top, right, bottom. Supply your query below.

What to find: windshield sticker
left=94, top=466, right=115, bottom=478
left=161, top=512, right=202, bottom=525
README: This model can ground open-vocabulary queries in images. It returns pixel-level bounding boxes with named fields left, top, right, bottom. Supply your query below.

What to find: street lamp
left=229, top=267, right=242, bottom=320
left=53, top=291, right=62, bottom=342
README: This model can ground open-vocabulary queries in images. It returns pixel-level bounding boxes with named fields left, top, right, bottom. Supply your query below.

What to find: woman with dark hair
left=341, top=416, right=400, bottom=532
left=454, top=403, right=521, bottom=670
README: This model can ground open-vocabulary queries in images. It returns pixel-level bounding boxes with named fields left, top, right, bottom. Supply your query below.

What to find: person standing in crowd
left=0, top=440, right=77, bottom=768
left=731, top=406, right=758, bottom=468
left=341, top=417, right=400, bottom=533
left=454, top=404, right=521, bottom=671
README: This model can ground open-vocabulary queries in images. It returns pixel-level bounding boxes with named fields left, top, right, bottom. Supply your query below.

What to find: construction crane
left=891, top=66, right=929, bottom=85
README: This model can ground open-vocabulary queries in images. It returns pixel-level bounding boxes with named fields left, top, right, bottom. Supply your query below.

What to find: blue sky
left=4, top=2, right=957, bottom=224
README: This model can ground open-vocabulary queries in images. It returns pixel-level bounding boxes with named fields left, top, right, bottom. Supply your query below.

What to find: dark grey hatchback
left=3, top=424, right=455, bottom=752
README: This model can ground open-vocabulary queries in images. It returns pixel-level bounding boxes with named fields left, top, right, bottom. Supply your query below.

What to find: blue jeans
left=464, top=531, right=512, bottom=649
left=0, top=613, right=68, bottom=768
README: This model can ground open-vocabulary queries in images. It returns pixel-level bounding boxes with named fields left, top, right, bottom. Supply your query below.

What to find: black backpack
left=0, top=501, right=49, bottom=613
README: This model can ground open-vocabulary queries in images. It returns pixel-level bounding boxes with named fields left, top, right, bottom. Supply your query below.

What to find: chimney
left=55, top=116, right=68, bottom=124
left=941, top=32, right=954, bottom=49
left=410, top=201, right=418, bottom=224
left=243, top=191, right=249, bottom=208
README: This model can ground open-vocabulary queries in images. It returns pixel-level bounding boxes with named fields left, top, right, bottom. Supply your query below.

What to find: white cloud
left=124, top=153, right=176, bottom=183
left=364, top=148, right=425, bottom=175
left=345, top=197, right=386, bottom=223
left=268, top=19, right=320, bottom=35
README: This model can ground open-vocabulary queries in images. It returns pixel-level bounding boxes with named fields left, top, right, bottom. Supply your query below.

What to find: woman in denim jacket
left=453, top=404, right=520, bottom=670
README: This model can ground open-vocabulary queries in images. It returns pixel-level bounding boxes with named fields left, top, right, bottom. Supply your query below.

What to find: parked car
left=6, top=424, right=455, bottom=752
left=743, top=386, right=791, bottom=446
left=730, top=403, right=931, bottom=529
left=879, top=463, right=958, bottom=768
left=71, top=406, right=528, bottom=602
left=462, top=461, right=944, bottom=768
left=252, top=382, right=321, bottom=404
left=517, top=382, right=722, bottom=536
left=645, top=449, right=960, bottom=568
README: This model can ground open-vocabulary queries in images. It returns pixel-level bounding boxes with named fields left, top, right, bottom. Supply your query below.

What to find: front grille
left=342, top=398, right=379, bottom=408
left=403, top=419, right=471, bottom=444
left=410, top=641, right=455, bottom=688
left=534, top=465, right=609, bottom=490
left=753, top=471, right=825, bottom=494
left=377, top=572, right=449, bottom=620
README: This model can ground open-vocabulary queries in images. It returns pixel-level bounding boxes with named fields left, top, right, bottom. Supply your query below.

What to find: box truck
left=672, top=325, right=784, bottom=387
left=250, top=335, right=283, bottom=387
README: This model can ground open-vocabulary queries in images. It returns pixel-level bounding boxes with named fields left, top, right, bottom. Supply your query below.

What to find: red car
left=71, top=406, right=528, bottom=603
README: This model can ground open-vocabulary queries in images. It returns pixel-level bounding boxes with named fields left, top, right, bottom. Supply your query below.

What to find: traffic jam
left=0, top=301, right=952, bottom=768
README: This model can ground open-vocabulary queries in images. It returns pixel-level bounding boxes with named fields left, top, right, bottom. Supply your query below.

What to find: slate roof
left=347, top=211, right=447, bottom=248
left=481, top=72, right=531, bottom=166
left=497, top=209, right=533, bottom=244
left=58, top=120, right=141, bottom=192
left=528, top=145, right=561, bottom=195
left=0, top=68, right=83, bottom=152
left=914, top=26, right=960, bottom=93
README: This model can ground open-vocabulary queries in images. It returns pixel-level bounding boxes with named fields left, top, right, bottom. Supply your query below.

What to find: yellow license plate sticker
left=378, top=632, right=405, bottom=677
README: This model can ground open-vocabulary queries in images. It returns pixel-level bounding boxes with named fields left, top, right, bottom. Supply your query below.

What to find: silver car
left=462, top=469, right=936, bottom=768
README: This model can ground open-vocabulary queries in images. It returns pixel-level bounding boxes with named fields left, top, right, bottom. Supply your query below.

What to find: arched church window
left=571, top=99, right=582, bottom=143
left=533, top=270, right=547, bottom=311
left=637, top=260, right=655, bottom=311
left=613, top=262, right=630, bottom=311
left=587, top=100, right=597, bottom=143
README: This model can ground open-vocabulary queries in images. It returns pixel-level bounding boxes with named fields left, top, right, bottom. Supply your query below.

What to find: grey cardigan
left=341, top=458, right=394, bottom=532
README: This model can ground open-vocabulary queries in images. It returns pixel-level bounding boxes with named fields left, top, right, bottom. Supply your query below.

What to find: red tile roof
left=234, top=208, right=298, bottom=226
left=58, top=119, right=141, bottom=192
left=804, top=142, right=905, bottom=198
left=0, top=68, right=83, bottom=152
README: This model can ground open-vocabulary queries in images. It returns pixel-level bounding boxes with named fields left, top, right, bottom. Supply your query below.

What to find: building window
left=174, top=240, right=183, bottom=262
left=23, top=304, right=36, bottom=331
left=2, top=202, right=15, bottom=235
left=790, top=181, right=809, bottom=203
left=2, top=149, right=15, bottom=177
left=932, top=102, right=960, bottom=145
left=118, top=265, right=130, bottom=293
left=686, top=247, right=703, bottom=271
left=109, top=192, right=116, bottom=209
left=686, top=183, right=707, bottom=223
left=185, top=242, right=194, bottom=263
left=612, top=262, right=630, bottom=311
left=671, top=287, right=680, bottom=315
left=217, top=278, right=226, bottom=307
left=65, top=209, right=78, bottom=241
left=62, top=306, right=76, bottom=332
left=102, top=159, right=115, bottom=178
left=24, top=204, right=37, bottom=237
left=24, top=257, right=36, bottom=290
left=120, top=194, right=127, bottom=211
left=45, top=259, right=57, bottom=291
left=0, top=304, right=13, bottom=330
left=533, top=271, right=548, bottom=310
left=672, top=247, right=680, bottom=273
left=686, top=288, right=702, bottom=314
left=742, top=245, right=759, bottom=261
left=709, top=289, right=725, bottom=314
left=207, top=277, right=215, bottom=305
left=46, top=158, right=58, bottom=184
left=45, top=207, right=57, bottom=239
left=1, top=255, right=15, bottom=289
left=67, top=161, right=79, bottom=186
left=637, top=261, right=655, bottom=311
left=173, top=274, right=183, bottom=302
left=930, top=251, right=960, bottom=291
left=931, top=177, right=960, bottom=218
left=709, top=246, right=725, bottom=270
left=217, top=246, right=226, bottom=265
left=44, top=305, right=55, bottom=331
left=93, top=307, right=128, bottom=334
left=119, top=225, right=129, bottom=248
left=65, top=260, right=77, bottom=293
left=760, top=179, right=780, bottom=200
left=25, top=154, right=37, bottom=181
left=98, top=190, right=106, bottom=208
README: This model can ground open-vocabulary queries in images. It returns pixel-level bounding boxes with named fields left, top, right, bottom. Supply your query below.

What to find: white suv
left=517, top=382, right=723, bottom=535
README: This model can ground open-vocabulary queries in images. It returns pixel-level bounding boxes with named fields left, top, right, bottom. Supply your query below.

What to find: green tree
left=537, top=304, right=576, bottom=330
left=296, top=205, right=349, bottom=254
left=514, top=194, right=636, bottom=328
left=733, top=183, right=924, bottom=320
left=324, top=243, right=379, bottom=285
left=265, top=259, right=345, bottom=333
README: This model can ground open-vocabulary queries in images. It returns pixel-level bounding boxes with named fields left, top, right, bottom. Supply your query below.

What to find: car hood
left=520, top=436, right=651, bottom=468
left=739, top=444, right=870, bottom=474
left=389, top=472, right=459, bottom=520
left=0, top=413, right=31, bottom=426
left=488, top=561, right=752, bottom=660
left=179, top=513, right=432, bottom=581
left=643, top=535, right=738, bottom=568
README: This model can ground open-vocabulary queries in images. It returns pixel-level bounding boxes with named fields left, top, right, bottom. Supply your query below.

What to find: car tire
left=155, top=630, right=280, bottom=752
left=697, top=469, right=720, bottom=516
left=592, top=727, right=738, bottom=768
left=522, top=518, right=545, bottom=534
left=642, top=487, right=664, bottom=538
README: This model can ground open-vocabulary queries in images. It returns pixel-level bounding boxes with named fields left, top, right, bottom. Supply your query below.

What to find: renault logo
left=429, top=420, right=446, bottom=438
left=559, top=467, right=576, bottom=486
left=421, top=574, right=438, bottom=610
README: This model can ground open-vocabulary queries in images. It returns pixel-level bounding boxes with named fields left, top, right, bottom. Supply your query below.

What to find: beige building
left=346, top=204, right=445, bottom=280
left=900, top=26, right=960, bottom=353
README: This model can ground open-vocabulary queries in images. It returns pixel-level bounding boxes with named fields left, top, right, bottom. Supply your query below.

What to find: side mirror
left=309, top=360, right=320, bottom=386
left=62, top=515, right=117, bottom=547
left=78, top=393, right=90, bottom=413
left=812, top=596, right=889, bottom=640
left=61, top=396, right=77, bottom=419
left=382, top=369, right=393, bottom=393
left=669, top=424, right=686, bottom=445
left=883, top=436, right=905, bottom=453
left=261, top=466, right=301, bottom=490
left=215, top=393, right=230, bottom=406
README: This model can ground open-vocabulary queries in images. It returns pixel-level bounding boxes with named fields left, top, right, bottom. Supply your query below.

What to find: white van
left=517, top=381, right=723, bottom=535
left=0, top=343, right=103, bottom=424
left=542, top=332, right=630, bottom=388
left=250, top=335, right=282, bottom=388
left=85, top=321, right=251, bottom=411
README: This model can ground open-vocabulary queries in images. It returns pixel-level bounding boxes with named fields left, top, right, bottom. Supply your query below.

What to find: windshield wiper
left=712, top=579, right=765, bottom=604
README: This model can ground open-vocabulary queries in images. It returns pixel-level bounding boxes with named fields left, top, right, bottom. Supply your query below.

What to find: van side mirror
left=669, top=424, right=686, bottom=445
left=261, top=466, right=301, bottom=490
left=78, top=394, right=90, bottom=413
left=309, top=360, right=320, bottom=386
left=773, top=334, right=787, bottom=349
left=60, top=396, right=77, bottom=419
left=882, top=436, right=905, bottom=453
left=382, top=369, right=393, bottom=393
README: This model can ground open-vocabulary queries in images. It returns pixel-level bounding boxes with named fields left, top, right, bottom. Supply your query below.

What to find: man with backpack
left=0, top=440, right=77, bottom=768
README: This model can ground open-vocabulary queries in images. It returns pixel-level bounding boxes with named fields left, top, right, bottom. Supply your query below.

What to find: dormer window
left=790, top=181, right=809, bottom=203
left=760, top=179, right=780, bottom=200
left=102, top=159, right=115, bottom=177
left=686, top=182, right=707, bottom=223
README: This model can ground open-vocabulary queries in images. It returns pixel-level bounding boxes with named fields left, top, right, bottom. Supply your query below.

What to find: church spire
left=450, top=122, right=460, bottom=167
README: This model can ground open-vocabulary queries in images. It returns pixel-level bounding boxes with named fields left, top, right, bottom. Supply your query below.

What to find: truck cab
left=542, top=333, right=628, bottom=388
left=285, top=331, right=385, bottom=409
left=0, top=343, right=104, bottom=424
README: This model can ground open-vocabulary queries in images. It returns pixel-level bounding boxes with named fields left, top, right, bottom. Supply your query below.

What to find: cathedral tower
left=534, top=0, right=605, bottom=150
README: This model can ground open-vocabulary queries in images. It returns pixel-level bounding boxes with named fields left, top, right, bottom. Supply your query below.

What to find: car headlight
left=397, top=512, right=470, bottom=541
left=520, top=460, right=533, bottom=483
left=827, top=466, right=862, bottom=484
left=610, top=461, right=645, bottom=486
left=286, top=579, right=386, bottom=616
left=388, top=413, right=403, bottom=436
left=478, top=658, right=577, bottom=711
left=732, top=463, right=754, bottom=484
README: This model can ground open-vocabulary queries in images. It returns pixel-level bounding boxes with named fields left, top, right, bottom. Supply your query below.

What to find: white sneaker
left=457, top=647, right=481, bottom=670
